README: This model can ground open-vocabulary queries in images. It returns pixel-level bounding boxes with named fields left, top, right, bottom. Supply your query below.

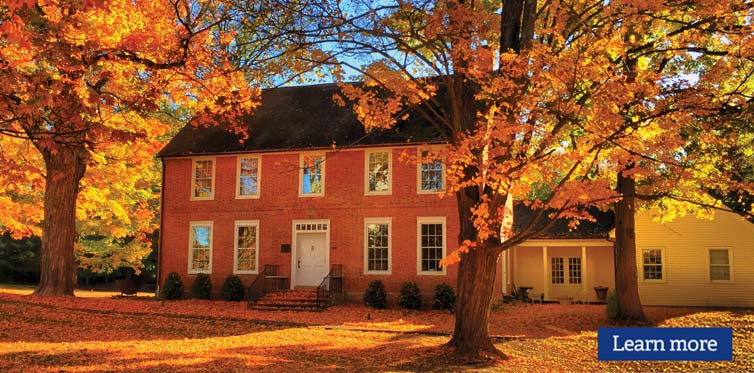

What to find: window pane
left=420, top=152, right=443, bottom=191
left=194, top=179, right=212, bottom=198
left=568, top=257, right=582, bottom=284
left=191, top=226, right=210, bottom=249
left=551, top=257, right=564, bottom=284
left=368, top=152, right=390, bottom=192
left=709, top=249, right=729, bottom=265
left=367, top=223, right=389, bottom=272
left=420, top=223, right=443, bottom=272
left=196, top=160, right=212, bottom=178
left=192, top=248, right=210, bottom=271
left=239, top=158, right=259, bottom=196
left=302, top=156, right=323, bottom=194
left=710, top=266, right=730, bottom=281
left=238, top=226, right=257, bottom=248
left=194, top=160, right=213, bottom=197
left=190, top=224, right=211, bottom=272
left=642, top=249, right=663, bottom=280
left=709, top=249, right=730, bottom=281
left=237, top=248, right=256, bottom=271
left=236, top=225, right=257, bottom=272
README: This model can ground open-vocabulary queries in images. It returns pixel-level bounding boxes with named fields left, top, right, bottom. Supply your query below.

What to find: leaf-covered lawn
left=0, top=289, right=751, bottom=372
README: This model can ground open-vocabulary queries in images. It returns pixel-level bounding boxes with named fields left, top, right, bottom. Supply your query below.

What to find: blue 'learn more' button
left=597, top=327, right=732, bottom=361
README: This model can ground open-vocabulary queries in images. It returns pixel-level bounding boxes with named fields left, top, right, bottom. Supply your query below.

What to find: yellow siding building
left=635, top=209, right=754, bottom=307
left=506, top=208, right=754, bottom=307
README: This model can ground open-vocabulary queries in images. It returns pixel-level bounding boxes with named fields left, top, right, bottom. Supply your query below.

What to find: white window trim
left=417, top=216, right=447, bottom=275
left=416, top=148, right=446, bottom=194
left=364, top=218, right=392, bottom=275
left=708, top=247, right=733, bottom=283
left=640, top=247, right=666, bottom=283
left=299, top=152, right=326, bottom=197
left=191, top=157, right=216, bottom=201
left=364, top=149, right=392, bottom=196
left=236, top=155, right=261, bottom=199
left=188, top=221, right=213, bottom=274
left=234, top=220, right=260, bottom=274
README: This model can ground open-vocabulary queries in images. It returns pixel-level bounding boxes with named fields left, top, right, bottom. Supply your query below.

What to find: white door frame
left=290, top=219, right=330, bottom=289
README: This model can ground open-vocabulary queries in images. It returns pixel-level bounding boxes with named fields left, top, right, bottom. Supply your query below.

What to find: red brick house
left=157, top=83, right=463, bottom=301
left=157, top=83, right=620, bottom=304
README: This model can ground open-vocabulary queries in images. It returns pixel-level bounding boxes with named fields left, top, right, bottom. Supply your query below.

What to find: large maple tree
left=0, top=0, right=262, bottom=296
left=263, top=0, right=754, bottom=359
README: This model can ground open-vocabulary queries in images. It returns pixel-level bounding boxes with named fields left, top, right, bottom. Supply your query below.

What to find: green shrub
left=433, top=283, right=456, bottom=311
left=191, top=273, right=212, bottom=300
left=606, top=290, right=619, bottom=319
left=221, top=275, right=245, bottom=301
left=398, top=282, right=422, bottom=310
left=161, top=272, right=184, bottom=300
left=363, top=280, right=387, bottom=309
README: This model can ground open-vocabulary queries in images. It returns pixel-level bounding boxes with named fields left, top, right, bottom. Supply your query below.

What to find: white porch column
left=542, top=246, right=548, bottom=300
left=512, top=247, right=517, bottom=290
left=506, top=249, right=511, bottom=293
left=582, top=245, right=588, bottom=302
left=501, top=252, right=507, bottom=295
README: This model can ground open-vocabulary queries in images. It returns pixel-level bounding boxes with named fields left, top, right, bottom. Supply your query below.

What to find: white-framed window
left=234, top=220, right=259, bottom=274
left=568, top=257, right=582, bottom=284
left=365, top=150, right=391, bottom=195
left=236, top=156, right=261, bottom=198
left=417, top=149, right=445, bottom=193
left=364, top=218, right=391, bottom=274
left=188, top=221, right=213, bottom=274
left=551, top=257, right=564, bottom=284
left=642, top=248, right=664, bottom=281
left=191, top=158, right=215, bottom=200
left=299, top=153, right=325, bottom=197
left=709, top=248, right=731, bottom=282
left=417, top=217, right=446, bottom=274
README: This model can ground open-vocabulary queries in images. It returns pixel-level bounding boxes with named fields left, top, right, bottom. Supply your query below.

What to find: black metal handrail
left=316, top=264, right=343, bottom=308
left=316, top=273, right=330, bottom=308
left=246, top=265, right=274, bottom=306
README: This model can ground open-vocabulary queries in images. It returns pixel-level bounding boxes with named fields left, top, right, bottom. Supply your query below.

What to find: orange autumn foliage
left=0, top=0, right=266, bottom=294
left=324, top=0, right=754, bottom=256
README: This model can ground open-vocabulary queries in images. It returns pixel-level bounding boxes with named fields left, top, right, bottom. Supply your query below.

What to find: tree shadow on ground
left=486, top=303, right=751, bottom=338
left=0, top=300, right=289, bottom=343
left=0, top=339, right=463, bottom=372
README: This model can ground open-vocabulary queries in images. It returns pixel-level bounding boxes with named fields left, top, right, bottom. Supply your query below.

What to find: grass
left=0, top=285, right=751, bottom=372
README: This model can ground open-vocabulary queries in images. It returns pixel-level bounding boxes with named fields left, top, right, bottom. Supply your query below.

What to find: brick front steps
left=248, top=290, right=323, bottom=312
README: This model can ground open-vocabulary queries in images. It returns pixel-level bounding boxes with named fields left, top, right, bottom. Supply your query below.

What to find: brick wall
left=160, top=146, right=503, bottom=302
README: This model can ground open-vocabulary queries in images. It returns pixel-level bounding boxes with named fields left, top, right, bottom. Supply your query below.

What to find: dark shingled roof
left=159, top=83, right=447, bottom=157
left=513, top=205, right=615, bottom=239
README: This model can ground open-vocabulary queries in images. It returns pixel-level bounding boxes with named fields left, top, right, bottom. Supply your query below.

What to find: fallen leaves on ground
left=0, top=289, right=751, bottom=372
left=0, top=291, right=710, bottom=337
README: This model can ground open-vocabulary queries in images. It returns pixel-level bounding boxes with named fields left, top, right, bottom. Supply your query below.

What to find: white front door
left=295, top=232, right=328, bottom=286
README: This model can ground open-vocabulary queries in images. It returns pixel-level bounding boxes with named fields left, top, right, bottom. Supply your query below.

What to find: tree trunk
left=446, top=186, right=506, bottom=359
left=447, top=245, right=504, bottom=359
left=33, top=144, right=87, bottom=296
left=613, top=170, right=645, bottom=320
left=443, top=0, right=531, bottom=360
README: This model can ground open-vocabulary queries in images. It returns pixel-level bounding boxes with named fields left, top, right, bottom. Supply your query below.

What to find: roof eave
left=157, top=139, right=449, bottom=158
